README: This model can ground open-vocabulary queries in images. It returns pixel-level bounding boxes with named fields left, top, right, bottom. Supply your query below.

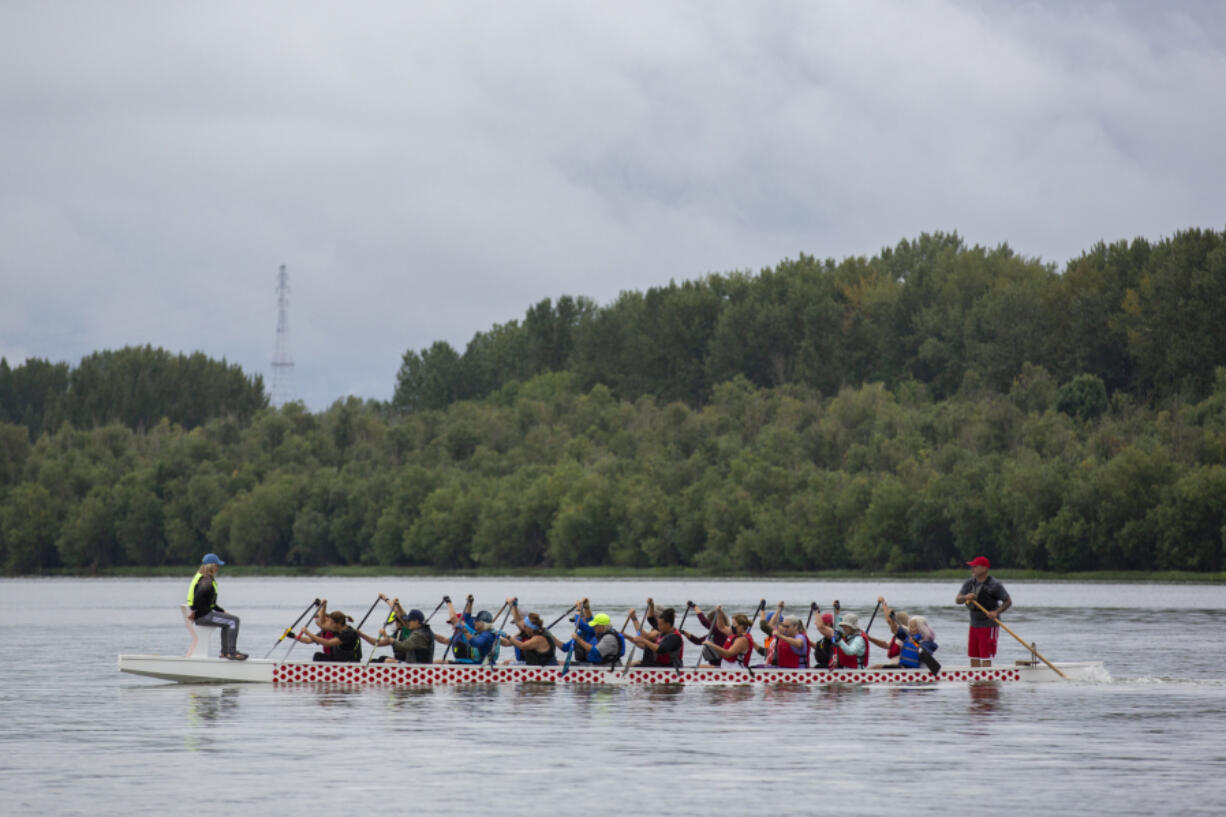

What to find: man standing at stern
left=955, top=556, right=1011, bottom=667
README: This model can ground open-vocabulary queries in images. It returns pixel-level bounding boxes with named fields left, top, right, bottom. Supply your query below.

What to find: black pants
left=195, top=610, right=240, bottom=653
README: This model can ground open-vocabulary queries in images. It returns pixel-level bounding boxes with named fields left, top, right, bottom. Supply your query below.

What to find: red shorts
left=968, top=626, right=999, bottom=659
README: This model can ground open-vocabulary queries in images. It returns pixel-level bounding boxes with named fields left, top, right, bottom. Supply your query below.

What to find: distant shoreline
left=9, top=566, right=1226, bottom=583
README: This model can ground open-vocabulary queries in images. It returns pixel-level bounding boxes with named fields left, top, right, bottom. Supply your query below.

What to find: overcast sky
left=3, top=1, right=1224, bottom=411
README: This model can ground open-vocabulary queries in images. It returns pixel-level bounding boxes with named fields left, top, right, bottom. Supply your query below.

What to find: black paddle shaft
left=354, top=594, right=386, bottom=633
left=864, top=600, right=882, bottom=634
left=424, top=597, right=447, bottom=624
left=547, top=605, right=578, bottom=630
left=264, top=598, right=321, bottom=658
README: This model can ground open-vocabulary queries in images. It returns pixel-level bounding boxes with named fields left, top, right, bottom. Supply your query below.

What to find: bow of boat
left=119, top=654, right=275, bottom=683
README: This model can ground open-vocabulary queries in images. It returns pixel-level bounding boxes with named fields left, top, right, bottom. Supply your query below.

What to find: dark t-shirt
left=334, top=627, right=361, bottom=660
left=960, top=576, right=1011, bottom=627
left=653, top=632, right=683, bottom=665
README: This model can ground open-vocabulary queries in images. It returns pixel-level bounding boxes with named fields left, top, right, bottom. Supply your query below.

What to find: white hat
left=839, top=612, right=860, bottom=631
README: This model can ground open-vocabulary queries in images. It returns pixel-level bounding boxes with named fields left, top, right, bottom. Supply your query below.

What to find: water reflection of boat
left=118, top=655, right=1109, bottom=686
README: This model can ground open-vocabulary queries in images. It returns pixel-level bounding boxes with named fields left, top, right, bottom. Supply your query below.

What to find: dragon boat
left=121, top=603, right=1106, bottom=686
left=118, top=654, right=1106, bottom=685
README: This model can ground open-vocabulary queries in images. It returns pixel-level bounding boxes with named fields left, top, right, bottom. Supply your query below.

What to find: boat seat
left=181, top=603, right=220, bottom=658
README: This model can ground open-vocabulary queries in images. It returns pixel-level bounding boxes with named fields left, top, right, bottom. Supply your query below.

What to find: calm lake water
left=2, top=576, right=1225, bottom=816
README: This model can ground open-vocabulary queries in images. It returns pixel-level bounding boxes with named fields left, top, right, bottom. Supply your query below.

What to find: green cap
left=588, top=613, right=611, bottom=627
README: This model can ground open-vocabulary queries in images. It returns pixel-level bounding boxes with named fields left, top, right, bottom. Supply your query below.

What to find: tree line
left=1, top=229, right=1223, bottom=575
left=0, top=345, right=267, bottom=440
left=394, top=228, right=1226, bottom=412
left=2, top=366, right=1224, bottom=576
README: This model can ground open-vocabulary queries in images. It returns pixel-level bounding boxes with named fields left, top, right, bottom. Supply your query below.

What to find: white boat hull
left=119, top=655, right=1108, bottom=685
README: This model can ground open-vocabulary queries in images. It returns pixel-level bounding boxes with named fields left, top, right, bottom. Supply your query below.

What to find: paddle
left=354, top=594, right=386, bottom=633
left=526, top=602, right=576, bottom=658
left=547, top=605, right=578, bottom=631
left=798, top=601, right=819, bottom=665
left=537, top=603, right=579, bottom=653
left=264, top=598, right=320, bottom=659
left=668, top=602, right=693, bottom=677
left=350, top=594, right=391, bottom=664
left=740, top=599, right=766, bottom=678
left=281, top=600, right=332, bottom=666
left=968, top=599, right=1067, bottom=679
left=560, top=642, right=576, bottom=678
left=864, top=600, right=882, bottom=634
left=907, top=632, right=942, bottom=676
left=620, top=600, right=652, bottom=678
left=424, top=597, right=447, bottom=623
left=364, top=593, right=412, bottom=666
left=611, top=612, right=634, bottom=673
left=690, top=602, right=718, bottom=668
left=484, top=599, right=516, bottom=665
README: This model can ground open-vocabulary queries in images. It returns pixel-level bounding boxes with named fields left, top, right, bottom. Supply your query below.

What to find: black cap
left=407, top=609, right=424, bottom=623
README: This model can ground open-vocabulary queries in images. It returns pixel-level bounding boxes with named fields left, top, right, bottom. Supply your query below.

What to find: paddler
left=818, top=611, right=870, bottom=669
left=502, top=598, right=558, bottom=666
left=439, top=595, right=497, bottom=664
left=364, top=596, right=435, bottom=663
left=626, top=604, right=684, bottom=668
left=680, top=603, right=727, bottom=664
left=295, top=607, right=362, bottom=661
left=186, top=553, right=246, bottom=660
left=768, top=612, right=811, bottom=668
left=700, top=608, right=754, bottom=669
left=812, top=612, right=835, bottom=668
left=435, top=595, right=476, bottom=662
left=955, top=556, right=1011, bottom=667
left=571, top=611, right=626, bottom=666
left=872, top=598, right=938, bottom=669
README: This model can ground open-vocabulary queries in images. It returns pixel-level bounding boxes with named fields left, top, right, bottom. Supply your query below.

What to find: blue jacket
left=455, top=617, right=499, bottom=663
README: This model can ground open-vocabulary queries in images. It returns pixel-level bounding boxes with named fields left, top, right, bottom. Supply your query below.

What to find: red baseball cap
left=966, top=556, right=991, bottom=568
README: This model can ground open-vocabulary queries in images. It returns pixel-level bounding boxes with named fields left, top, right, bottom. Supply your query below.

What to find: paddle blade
left=560, top=644, right=575, bottom=677
left=920, top=649, right=941, bottom=676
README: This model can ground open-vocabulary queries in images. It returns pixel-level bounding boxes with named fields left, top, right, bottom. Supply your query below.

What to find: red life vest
left=834, top=632, right=870, bottom=669
left=720, top=632, right=754, bottom=668
left=651, top=631, right=683, bottom=666
left=319, top=628, right=337, bottom=657
left=776, top=632, right=811, bottom=668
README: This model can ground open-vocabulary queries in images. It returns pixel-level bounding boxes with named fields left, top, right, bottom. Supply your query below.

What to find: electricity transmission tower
left=270, top=264, right=295, bottom=407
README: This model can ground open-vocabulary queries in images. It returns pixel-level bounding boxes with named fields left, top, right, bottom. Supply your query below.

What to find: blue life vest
left=897, top=627, right=938, bottom=668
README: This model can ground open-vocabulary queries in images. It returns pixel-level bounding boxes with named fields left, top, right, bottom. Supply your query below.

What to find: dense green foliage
left=394, top=229, right=1226, bottom=411
left=2, top=367, right=1224, bottom=575
left=2, top=229, right=1224, bottom=576
left=0, top=345, right=267, bottom=439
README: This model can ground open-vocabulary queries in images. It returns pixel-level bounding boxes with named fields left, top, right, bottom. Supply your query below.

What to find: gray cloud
left=3, top=1, right=1223, bottom=410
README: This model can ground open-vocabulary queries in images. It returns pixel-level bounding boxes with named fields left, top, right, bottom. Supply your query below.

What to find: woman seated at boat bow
left=186, top=553, right=247, bottom=660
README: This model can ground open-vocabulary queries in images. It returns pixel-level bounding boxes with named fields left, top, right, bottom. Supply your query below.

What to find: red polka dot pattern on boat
left=268, top=663, right=1024, bottom=686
